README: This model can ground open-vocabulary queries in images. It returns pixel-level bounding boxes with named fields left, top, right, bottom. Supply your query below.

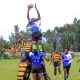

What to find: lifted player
left=27, top=3, right=44, bottom=52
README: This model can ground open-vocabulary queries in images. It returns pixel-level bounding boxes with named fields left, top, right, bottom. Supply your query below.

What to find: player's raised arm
left=18, top=35, right=26, bottom=43
left=27, top=4, right=33, bottom=21
left=34, top=3, right=41, bottom=22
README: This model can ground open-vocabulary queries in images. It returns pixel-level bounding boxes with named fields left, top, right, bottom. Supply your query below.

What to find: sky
left=0, top=0, right=80, bottom=41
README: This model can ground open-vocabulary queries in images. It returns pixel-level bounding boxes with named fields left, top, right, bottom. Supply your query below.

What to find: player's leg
left=58, top=64, right=61, bottom=78
left=54, top=62, right=57, bottom=78
left=66, top=66, right=70, bottom=78
left=63, top=66, right=67, bottom=80
left=38, top=43, right=44, bottom=52
left=37, top=65, right=44, bottom=80
left=79, top=67, right=80, bottom=72
left=42, top=64, right=51, bottom=80
left=33, top=73, right=37, bottom=80
left=38, top=73, right=44, bottom=80
left=17, top=62, right=28, bottom=80
left=31, top=32, right=38, bottom=52
left=32, top=66, right=37, bottom=80
left=36, top=31, right=44, bottom=52
left=37, top=39, right=44, bottom=52
left=26, top=60, right=32, bottom=80
left=32, top=40, right=38, bottom=52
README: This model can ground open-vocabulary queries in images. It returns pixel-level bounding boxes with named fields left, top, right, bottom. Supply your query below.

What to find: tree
left=9, top=25, right=20, bottom=48
left=0, top=36, right=11, bottom=59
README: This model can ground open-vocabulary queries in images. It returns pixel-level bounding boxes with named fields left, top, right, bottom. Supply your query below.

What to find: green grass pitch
left=0, top=57, right=80, bottom=80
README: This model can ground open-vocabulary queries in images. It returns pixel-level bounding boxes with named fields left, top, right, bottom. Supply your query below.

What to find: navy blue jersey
left=28, top=20, right=40, bottom=33
left=30, top=52, right=44, bottom=66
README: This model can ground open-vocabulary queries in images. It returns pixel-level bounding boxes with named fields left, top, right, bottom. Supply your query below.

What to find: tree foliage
left=1, top=17, right=80, bottom=56
left=44, top=17, right=80, bottom=51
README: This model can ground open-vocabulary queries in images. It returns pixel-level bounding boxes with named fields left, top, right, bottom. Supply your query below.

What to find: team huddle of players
left=17, top=3, right=78, bottom=80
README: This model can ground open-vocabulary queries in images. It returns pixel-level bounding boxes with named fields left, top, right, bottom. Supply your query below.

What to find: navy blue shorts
left=54, top=62, right=60, bottom=66
left=31, top=32, right=42, bottom=41
left=32, top=64, right=43, bottom=74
